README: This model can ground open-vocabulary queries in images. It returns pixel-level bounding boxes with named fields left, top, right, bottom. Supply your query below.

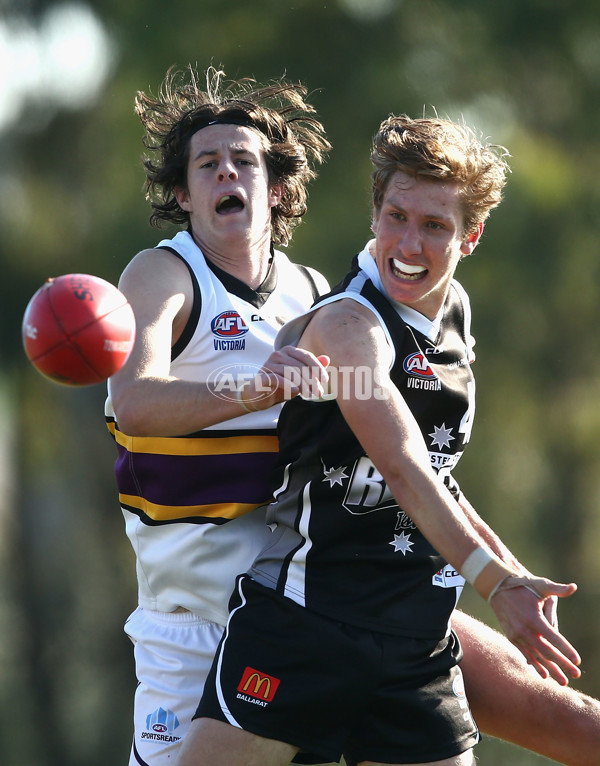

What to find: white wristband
left=487, top=574, right=545, bottom=604
left=487, top=574, right=510, bottom=603
left=236, top=386, right=256, bottom=414
left=461, top=547, right=493, bottom=585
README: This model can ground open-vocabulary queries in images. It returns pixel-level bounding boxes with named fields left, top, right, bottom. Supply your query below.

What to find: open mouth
left=216, top=195, right=244, bottom=214
left=391, top=258, right=427, bottom=281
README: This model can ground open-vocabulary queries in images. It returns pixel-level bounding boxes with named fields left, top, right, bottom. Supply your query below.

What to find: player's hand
left=240, top=346, right=330, bottom=411
left=542, top=594, right=559, bottom=629
left=519, top=569, right=559, bottom=628
left=489, top=577, right=580, bottom=685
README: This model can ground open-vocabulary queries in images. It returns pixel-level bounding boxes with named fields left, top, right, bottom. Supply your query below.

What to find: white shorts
left=124, top=606, right=224, bottom=766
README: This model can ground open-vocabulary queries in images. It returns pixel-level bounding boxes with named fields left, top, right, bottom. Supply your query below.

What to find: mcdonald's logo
left=237, top=666, right=280, bottom=702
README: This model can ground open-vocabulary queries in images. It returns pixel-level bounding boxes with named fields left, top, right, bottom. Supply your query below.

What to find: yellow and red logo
left=237, top=666, right=280, bottom=702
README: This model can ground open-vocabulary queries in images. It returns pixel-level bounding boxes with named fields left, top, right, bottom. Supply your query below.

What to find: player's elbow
left=110, top=391, right=154, bottom=436
left=112, top=406, right=146, bottom=436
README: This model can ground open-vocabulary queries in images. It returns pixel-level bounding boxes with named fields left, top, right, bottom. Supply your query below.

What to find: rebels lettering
left=343, top=456, right=396, bottom=514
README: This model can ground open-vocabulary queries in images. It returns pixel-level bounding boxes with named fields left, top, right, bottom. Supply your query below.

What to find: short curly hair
left=135, top=65, right=331, bottom=246
left=371, top=114, right=510, bottom=236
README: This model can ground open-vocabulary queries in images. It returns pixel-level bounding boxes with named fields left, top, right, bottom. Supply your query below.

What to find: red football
left=22, top=273, right=136, bottom=386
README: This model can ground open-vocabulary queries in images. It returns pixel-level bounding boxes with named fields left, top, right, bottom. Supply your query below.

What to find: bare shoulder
left=117, top=247, right=194, bottom=336
left=302, top=297, right=392, bottom=367
left=311, top=297, right=380, bottom=332
left=118, top=247, right=192, bottom=297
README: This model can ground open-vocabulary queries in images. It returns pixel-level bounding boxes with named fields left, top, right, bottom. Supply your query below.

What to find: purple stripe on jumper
left=115, top=447, right=277, bottom=506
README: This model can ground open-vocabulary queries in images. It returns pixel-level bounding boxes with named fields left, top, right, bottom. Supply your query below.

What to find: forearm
left=381, top=448, right=517, bottom=598
left=109, top=375, right=253, bottom=436
left=109, top=344, right=328, bottom=436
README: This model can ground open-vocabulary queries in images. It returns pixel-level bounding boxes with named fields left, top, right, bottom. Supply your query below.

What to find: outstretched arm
left=109, top=249, right=328, bottom=436
left=299, top=298, right=581, bottom=682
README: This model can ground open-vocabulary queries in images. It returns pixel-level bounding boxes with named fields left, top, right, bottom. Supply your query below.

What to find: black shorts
left=194, top=576, right=479, bottom=764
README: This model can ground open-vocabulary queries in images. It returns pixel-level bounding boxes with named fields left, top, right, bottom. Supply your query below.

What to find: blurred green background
left=2, top=1, right=600, bottom=764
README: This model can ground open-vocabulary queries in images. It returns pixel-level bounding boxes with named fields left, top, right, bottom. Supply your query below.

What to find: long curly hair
left=371, top=114, right=510, bottom=236
left=135, top=65, right=331, bottom=245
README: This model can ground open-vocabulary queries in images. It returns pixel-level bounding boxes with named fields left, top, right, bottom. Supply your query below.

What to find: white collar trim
left=357, top=240, right=442, bottom=341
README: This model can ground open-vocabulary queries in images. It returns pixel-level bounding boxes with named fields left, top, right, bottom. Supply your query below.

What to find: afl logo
left=403, top=352, right=437, bottom=379
left=152, top=723, right=168, bottom=733
left=211, top=311, right=249, bottom=338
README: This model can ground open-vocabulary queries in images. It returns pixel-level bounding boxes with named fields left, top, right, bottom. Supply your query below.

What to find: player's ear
left=370, top=206, right=380, bottom=234
left=175, top=185, right=192, bottom=212
left=268, top=183, right=283, bottom=208
left=460, top=222, right=484, bottom=257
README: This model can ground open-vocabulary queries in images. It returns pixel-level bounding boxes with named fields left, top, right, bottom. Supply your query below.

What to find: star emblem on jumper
left=322, top=464, right=349, bottom=487
left=389, top=531, right=414, bottom=555
left=428, top=423, right=455, bottom=450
